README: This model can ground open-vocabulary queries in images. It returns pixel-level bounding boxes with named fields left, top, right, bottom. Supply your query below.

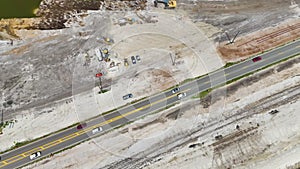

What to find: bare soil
left=218, top=19, right=300, bottom=62
left=22, top=55, right=300, bottom=169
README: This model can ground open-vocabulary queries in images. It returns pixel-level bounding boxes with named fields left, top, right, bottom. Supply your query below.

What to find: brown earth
left=0, top=0, right=147, bottom=39
left=217, top=19, right=300, bottom=62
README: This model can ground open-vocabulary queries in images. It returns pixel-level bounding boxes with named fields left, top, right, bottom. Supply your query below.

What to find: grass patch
left=193, top=88, right=213, bottom=99
left=98, top=89, right=109, bottom=94
left=192, top=53, right=300, bottom=100
left=14, top=140, right=33, bottom=149
left=0, top=120, right=14, bottom=134
left=130, top=96, right=147, bottom=105
left=227, top=53, right=300, bottom=85
left=224, top=61, right=240, bottom=68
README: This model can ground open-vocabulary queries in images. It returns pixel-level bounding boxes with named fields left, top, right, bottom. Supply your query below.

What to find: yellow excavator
left=154, top=0, right=176, bottom=9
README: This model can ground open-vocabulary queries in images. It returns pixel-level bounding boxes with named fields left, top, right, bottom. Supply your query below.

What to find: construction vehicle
left=225, top=31, right=240, bottom=45
left=110, top=61, right=116, bottom=68
left=99, top=37, right=114, bottom=45
left=100, top=48, right=110, bottom=62
left=154, top=0, right=176, bottom=9
left=124, top=58, right=129, bottom=67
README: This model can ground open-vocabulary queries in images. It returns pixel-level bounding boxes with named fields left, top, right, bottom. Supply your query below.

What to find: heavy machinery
left=154, top=0, right=176, bottom=9
left=103, top=37, right=114, bottom=45
left=225, top=31, right=240, bottom=45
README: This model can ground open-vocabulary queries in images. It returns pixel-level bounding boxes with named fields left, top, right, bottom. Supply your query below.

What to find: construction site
left=0, top=0, right=300, bottom=169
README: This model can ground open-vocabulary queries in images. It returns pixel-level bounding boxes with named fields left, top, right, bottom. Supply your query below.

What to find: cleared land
left=0, top=0, right=300, bottom=168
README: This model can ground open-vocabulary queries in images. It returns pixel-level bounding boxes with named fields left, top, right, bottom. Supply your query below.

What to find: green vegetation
left=14, top=140, right=33, bottom=149
left=0, top=0, right=42, bottom=19
left=224, top=61, right=241, bottom=68
left=98, top=89, right=109, bottom=94
left=193, top=88, right=213, bottom=99
left=0, top=120, right=14, bottom=134
left=193, top=53, right=300, bottom=99
left=130, top=96, right=147, bottom=105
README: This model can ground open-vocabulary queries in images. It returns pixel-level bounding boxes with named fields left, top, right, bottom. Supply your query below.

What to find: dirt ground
left=1, top=0, right=299, bottom=120
left=22, top=55, right=300, bottom=169
left=180, top=0, right=300, bottom=62
left=0, top=0, right=300, bottom=168
left=0, top=10, right=221, bottom=152
left=218, top=19, right=300, bottom=62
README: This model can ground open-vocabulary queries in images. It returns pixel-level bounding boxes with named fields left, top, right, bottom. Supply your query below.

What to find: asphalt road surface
left=1, top=40, right=300, bottom=169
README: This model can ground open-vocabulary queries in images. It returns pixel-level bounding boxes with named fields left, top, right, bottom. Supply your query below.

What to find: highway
left=0, top=40, right=300, bottom=169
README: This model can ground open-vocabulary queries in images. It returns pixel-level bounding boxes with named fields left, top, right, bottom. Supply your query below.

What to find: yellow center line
left=59, top=133, right=79, bottom=142
left=0, top=89, right=190, bottom=168
left=42, top=140, right=61, bottom=149
left=0, top=162, right=7, bottom=168
left=1, top=44, right=300, bottom=168
left=4, top=154, right=25, bottom=164
left=22, top=147, right=43, bottom=156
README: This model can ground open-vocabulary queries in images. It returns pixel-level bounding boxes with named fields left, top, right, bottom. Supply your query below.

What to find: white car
left=95, top=48, right=103, bottom=62
left=177, top=93, right=187, bottom=99
left=92, top=127, right=103, bottom=134
left=29, top=151, right=41, bottom=160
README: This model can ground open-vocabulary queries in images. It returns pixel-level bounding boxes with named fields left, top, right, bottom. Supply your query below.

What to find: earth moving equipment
left=102, top=37, right=114, bottom=45
left=124, top=58, right=129, bottom=67
left=154, top=0, right=176, bottom=9
left=100, top=48, right=110, bottom=62
left=225, top=31, right=240, bottom=45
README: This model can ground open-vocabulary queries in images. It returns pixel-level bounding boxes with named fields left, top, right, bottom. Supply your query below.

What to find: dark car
left=77, top=123, right=87, bottom=130
left=131, top=56, right=136, bottom=64
left=215, top=135, right=223, bottom=140
left=171, top=87, right=180, bottom=94
left=136, top=55, right=141, bottom=62
left=269, top=109, right=279, bottom=115
left=123, top=93, right=133, bottom=100
left=252, top=56, right=262, bottom=62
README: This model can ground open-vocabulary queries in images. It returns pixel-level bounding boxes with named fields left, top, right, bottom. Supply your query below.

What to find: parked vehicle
left=215, top=135, right=223, bottom=140
left=124, top=58, right=129, bottom=67
left=123, top=93, right=133, bottom=100
left=177, top=92, right=186, bottom=99
left=136, top=55, right=141, bottom=62
left=29, top=151, right=41, bottom=160
left=269, top=109, right=279, bottom=115
left=92, top=127, right=103, bottom=134
left=252, top=56, right=262, bottom=62
left=96, top=72, right=103, bottom=77
left=77, top=123, right=87, bottom=130
left=131, top=56, right=136, bottom=64
left=95, top=48, right=103, bottom=61
left=171, top=87, right=180, bottom=94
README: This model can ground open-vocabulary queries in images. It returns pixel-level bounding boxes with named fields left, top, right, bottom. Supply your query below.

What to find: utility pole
left=1, top=110, right=3, bottom=126
left=98, top=76, right=103, bottom=94
left=96, top=72, right=103, bottom=94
